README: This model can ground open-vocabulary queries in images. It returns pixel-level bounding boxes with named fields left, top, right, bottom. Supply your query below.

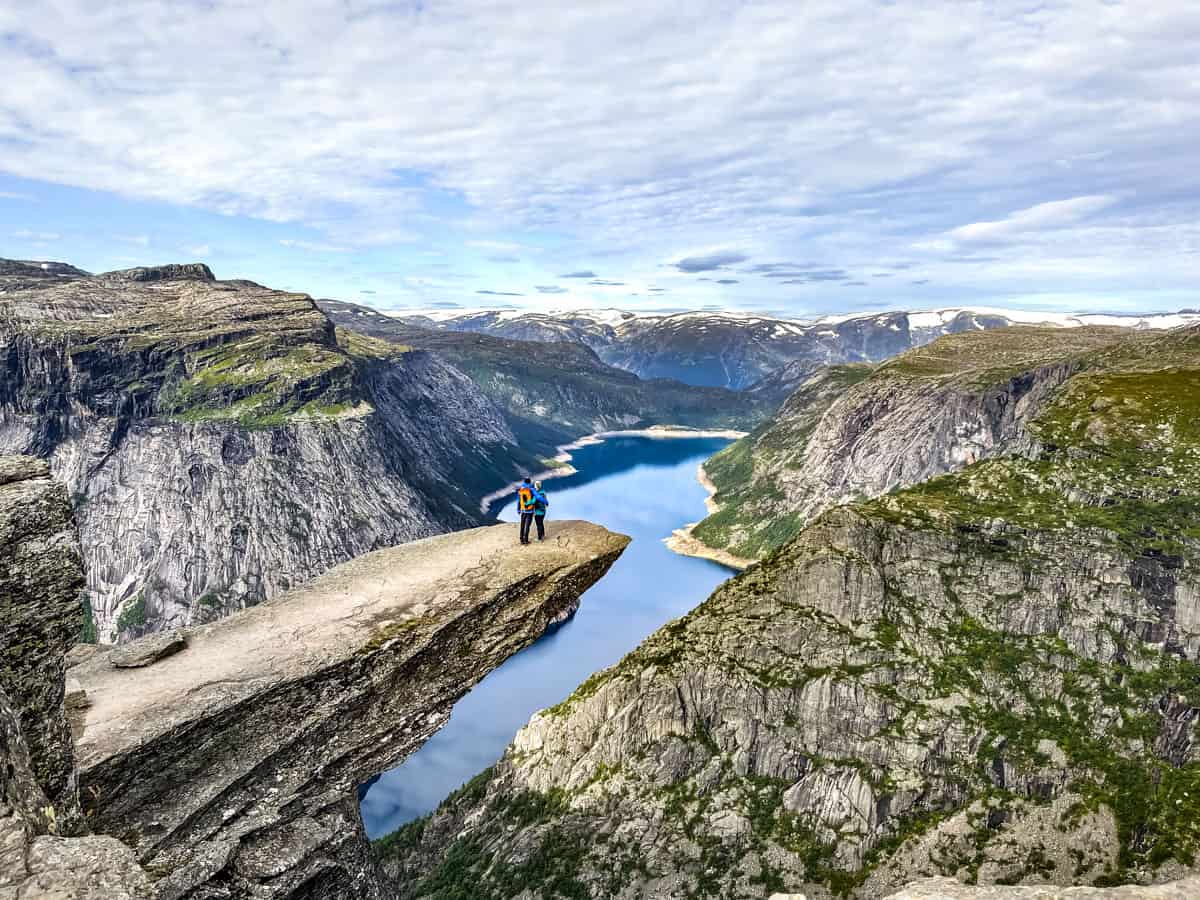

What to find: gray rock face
left=0, top=260, right=535, bottom=639
left=0, top=455, right=84, bottom=833
left=70, top=520, right=629, bottom=900
left=0, top=454, right=152, bottom=898
left=108, top=630, right=186, bottom=668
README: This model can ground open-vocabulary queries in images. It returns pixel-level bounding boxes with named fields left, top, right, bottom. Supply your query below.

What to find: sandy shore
left=477, top=426, right=748, bottom=514
left=662, top=460, right=756, bottom=571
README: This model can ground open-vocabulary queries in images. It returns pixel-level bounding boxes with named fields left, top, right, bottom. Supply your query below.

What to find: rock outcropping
left=69, top=519, right=628, bottom=899
left=0, top=454, right=629, bottom=898
left=0, top=260, right=544, bottom=638
left=383, top=326, right=1200, bottom=897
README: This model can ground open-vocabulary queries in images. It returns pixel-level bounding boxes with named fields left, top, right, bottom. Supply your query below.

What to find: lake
left=358, top=434, right=735, bottom=838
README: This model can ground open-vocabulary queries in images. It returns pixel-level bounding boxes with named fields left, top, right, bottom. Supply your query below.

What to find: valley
left=381, top=323, right=1200, bottom=898
left=1, top=255, right=1196, bottom=900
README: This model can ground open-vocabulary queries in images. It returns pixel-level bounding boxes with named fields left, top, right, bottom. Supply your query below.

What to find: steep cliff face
left=69, top=520, right=629, bottom=900
left=320, top=300, right=769, bottom=453
left=0, top=261, right=538, bottom=639
left=690, top=327, right=1129, bottom=563
left=383, top=326, right=1200, bottom=898
left=0, top=455, right=152, bottom=899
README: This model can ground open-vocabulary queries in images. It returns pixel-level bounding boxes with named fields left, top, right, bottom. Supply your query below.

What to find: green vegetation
left=78, top=595, right=98, bottom=644
left=162, top=338, right=363, bottom=427
left=116, top=591, right=147, bottom=635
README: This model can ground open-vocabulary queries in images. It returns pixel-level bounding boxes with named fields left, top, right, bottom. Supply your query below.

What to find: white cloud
left=948, top=196, right=1118, bottom=243
left=0, top=190, right=34, bottom=201
left=12, top=229, right=59, bottom=241
left=184, top=243, right=211, bottom=257
left=0, top=1, right=1196, bottom=305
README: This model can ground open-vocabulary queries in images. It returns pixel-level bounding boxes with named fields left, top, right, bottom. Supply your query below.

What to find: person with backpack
left=532, top=480, right=549, bottom=541
left=516, top=477, right=537, bottom=544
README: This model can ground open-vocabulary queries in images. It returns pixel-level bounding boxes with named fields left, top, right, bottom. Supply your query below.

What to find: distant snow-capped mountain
left=388, top=306, right=1199, bottom=390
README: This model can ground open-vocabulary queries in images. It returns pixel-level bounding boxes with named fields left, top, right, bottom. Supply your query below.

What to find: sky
left=1, top=0, right=1198, bottom=317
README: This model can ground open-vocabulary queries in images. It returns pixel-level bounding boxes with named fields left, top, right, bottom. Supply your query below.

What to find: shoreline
left=477, top=426, right=748, bottom=514
left=662, top=460, right=756, bottom=572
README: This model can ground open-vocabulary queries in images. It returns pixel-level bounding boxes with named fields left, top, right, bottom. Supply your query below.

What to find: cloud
left=674, top=251, right=748, bottom=273
left=360, top=289, right=376, bottom=294
left=0, top=3, right=1195, bottom=310
left=715, top=278, right=738, bottom=284
left=946, top=196, right=1118, bottom=244
left=842, top=281, right=867, bottom=286
left=535, top=285, right=568, bottom=293
left=476, top=289, right=524, bottom=296
left=0, top=191, right=34, bottom=201
left=559, top=271, right=597, bottom=279
left=118, top=234, right=150, bottom=247
left=488, top=254, right=520, bottom=263
left=590, top=279, right=625, bottom=286
left=280, top=238, right=346, bottom=253
left=12, top=229, right=59, bottom=241
left=184, top=243, right=211, bottom=256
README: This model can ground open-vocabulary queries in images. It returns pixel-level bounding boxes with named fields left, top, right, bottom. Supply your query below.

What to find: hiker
left=532, top=480, right=549, bottom=541
left=517, top=477, right=537, bottom=544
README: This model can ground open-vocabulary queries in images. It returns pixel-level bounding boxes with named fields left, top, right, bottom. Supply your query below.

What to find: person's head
left=522, top=477, right=532, bottom=485
left=534, top=481, right=542, bottom=490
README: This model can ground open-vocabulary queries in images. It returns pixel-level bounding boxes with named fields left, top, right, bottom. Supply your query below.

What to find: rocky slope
left=0, top=260, right=542, bottom=640
left=689, top=327, right=1132, bottom=563
left=320, top=300, right=770, bottom=455
left=381, top=325, right=1200, bottom=898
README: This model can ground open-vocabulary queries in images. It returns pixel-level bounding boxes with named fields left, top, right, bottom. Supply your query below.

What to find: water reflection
left=358, top=435, right=734, bottom=837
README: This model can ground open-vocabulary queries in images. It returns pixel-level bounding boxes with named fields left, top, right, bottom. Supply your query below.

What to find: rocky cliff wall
left=0, top=455, right=152, bottom=899
left=0, top=262, right=538, bottom=639
left=691, top=327, right=1129, bottom=562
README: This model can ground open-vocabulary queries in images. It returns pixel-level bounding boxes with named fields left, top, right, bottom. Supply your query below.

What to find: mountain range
left=394, top=306, right=1199, bottom=390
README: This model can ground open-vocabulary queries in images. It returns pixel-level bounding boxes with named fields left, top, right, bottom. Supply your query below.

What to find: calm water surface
left=359, top=435, right=734, bottom=838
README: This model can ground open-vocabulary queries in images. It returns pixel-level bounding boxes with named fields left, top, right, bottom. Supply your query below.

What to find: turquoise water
left=359, top=435, right=735, bottom=838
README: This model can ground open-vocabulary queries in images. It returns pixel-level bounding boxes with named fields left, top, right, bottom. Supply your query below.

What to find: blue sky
left=2, top=1, right=1198, bottom=316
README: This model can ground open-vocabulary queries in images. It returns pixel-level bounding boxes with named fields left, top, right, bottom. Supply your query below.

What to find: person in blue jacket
left=532, top=480, right=549, bottom=541
left=516, top=477, right=537, bottom=544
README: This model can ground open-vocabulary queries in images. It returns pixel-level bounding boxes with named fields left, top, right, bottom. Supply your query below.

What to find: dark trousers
left=535, top=515, right=546, bottom=540
left=520, top=512, right=535, bottom=543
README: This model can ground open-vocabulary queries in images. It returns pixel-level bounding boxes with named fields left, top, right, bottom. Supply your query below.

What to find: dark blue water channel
left=358, top=435, right=735, bottom=838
